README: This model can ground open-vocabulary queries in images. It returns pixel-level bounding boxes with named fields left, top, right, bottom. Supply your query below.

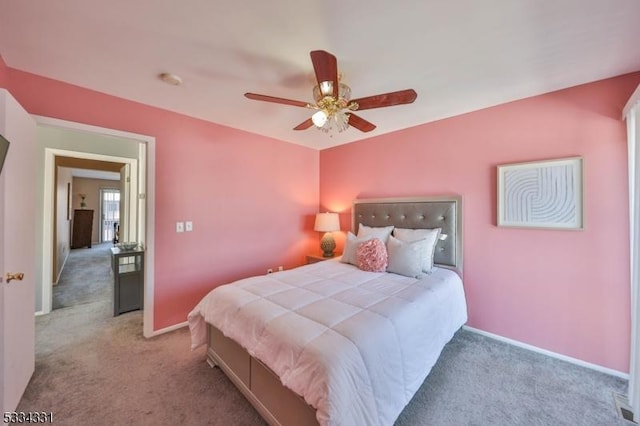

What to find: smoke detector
left=159, top=72, right=182, bottom=86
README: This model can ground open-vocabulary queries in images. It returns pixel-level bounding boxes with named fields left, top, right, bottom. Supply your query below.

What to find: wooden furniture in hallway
left=71, top=209, right=94, bottom=249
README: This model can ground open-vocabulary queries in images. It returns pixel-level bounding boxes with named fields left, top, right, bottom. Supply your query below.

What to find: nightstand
left=306, top=253, right=339, bottom=264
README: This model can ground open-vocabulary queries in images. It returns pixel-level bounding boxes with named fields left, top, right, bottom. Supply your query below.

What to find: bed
left=188, top=196, right=467, bottom=426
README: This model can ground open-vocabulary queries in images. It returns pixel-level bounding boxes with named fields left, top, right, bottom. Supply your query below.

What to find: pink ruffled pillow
left=356, top=239, right=388, bottom=272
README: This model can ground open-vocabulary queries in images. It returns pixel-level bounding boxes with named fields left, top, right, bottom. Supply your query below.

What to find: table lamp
left=314, top=212, right=340, bottom=257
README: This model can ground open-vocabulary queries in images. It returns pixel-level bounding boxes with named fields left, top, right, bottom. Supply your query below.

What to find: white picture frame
left=497, top=157, right=584, bottom=230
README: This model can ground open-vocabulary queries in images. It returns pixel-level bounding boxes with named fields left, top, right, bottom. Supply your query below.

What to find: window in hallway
left=100, top=188, right=120, bottom=243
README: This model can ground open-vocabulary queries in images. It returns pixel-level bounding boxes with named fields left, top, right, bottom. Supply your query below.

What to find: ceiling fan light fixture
left=313, top=82, right=351, bottom=103
left=318, top=81, right=333, bottom=97
left=312, top=110, right=328, bottom=127
left=334, top=111, right=350, bottom=132
left=312, top=110, right=351, bottom=133
left=243, top=50, right=416, bottom=135
left=310, top=80, right=354, bottom=132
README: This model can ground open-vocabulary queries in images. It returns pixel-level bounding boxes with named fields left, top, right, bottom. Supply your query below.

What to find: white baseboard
left=463, top=326, right=629, bottom=380
left=35, top=311, right=45, bottom=316
left=150, top=320, right=188, bottom=337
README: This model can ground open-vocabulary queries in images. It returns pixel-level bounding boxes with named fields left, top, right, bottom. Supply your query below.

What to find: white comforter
left=188, top=259, right=467, bottom=426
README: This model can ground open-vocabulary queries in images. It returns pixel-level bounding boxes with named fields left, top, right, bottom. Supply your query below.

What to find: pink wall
left=321, top=72, right=640, bottom=372
left=5, top=56, right=637, bottom=371
left=5, top=68, right=319, bottom=330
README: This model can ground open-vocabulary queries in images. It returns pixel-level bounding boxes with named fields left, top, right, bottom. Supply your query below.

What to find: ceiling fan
left=244, top=50, right=417, bottom=133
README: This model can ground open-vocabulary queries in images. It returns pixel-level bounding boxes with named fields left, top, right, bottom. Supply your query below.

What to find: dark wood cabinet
left=111, top=246, right=144, bottom=316
left=72, top=209, right=93, bottom=249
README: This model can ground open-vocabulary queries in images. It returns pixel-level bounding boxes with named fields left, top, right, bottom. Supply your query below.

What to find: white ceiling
left=1, top=0, right=639, bottom=150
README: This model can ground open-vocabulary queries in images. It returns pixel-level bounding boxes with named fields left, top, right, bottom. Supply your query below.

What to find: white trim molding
left=623, top=84, right=640, bottom=119
left=625, top=89, right=640, bottom=420
left=151, top=321, right=188, bottom=337
left=34, top=115, right=156, bottom=339
left=463, top=326, right=629, bottom=379
left=43, top=148, right=138, bottom=313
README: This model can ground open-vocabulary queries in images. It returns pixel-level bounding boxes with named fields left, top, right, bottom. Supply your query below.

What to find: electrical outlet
left=278, top=266, right=284, bottom=271
left=176, top=222, right=184, bottom=233
left=185, top=221, right=193, bottom=232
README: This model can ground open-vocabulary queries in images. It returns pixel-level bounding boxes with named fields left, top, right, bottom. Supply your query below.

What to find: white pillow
left=386, top=236, right=427, bottom=278
left=357, top=223, right=394, bottom=243
left=393, top=227, right=441, bottom=273
left=340, top=232, right=375, bottom=266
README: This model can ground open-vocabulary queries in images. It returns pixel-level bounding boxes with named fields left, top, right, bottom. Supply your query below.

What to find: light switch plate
left=185, top=221, right=193, bottom=232
left=176, top=222, right=184, bottom=233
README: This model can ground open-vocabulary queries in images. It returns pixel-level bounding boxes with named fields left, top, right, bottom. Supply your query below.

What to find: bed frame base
left=207, top=325, right=319, bottom=426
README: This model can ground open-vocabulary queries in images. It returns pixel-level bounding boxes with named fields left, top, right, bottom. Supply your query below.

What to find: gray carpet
left=22, top=301, right=261, bottom=426
left=53, top=243, right=113, bottom=310
left=396, top=331, right=628, bottom=426
left=23, top=260, right=628, bottom=425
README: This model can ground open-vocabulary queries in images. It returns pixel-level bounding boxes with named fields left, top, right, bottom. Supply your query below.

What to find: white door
left=0, top=89, right=37, bottom=412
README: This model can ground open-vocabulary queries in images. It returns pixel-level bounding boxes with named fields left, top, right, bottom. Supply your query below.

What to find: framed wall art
left=497, top=157, right=584, bottom=230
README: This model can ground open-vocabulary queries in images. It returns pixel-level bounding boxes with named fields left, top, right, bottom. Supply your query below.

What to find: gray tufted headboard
left=352, top=196, right=463, bottom=276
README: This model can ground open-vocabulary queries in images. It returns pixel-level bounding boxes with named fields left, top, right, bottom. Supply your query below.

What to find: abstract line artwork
left=497, top=157, right=583, bottom=229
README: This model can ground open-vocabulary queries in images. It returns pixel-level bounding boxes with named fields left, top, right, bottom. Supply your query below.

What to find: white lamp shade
left=314, top=212, right=340, bottom=232
left=312, top=110, right=328, bottom=127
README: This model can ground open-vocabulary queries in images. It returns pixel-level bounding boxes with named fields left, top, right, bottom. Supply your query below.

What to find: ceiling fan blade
left=310, top=50, right=338, bottom=97
left=245, top=93, right=309, bottom=108
left=293, top=118, right=314, bottom=131
left=351, top=89, right=417, bottom=111
left=348, top=113, right=376, bottom=132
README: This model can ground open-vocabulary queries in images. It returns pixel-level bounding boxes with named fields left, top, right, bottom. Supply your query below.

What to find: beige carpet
left=19, top=299, right=628, bottom=426
left=25, top=246, right=264, bottom=425
left=18, top=248, right=628, bottom=425
left=19, top=300, right=265, bottom=426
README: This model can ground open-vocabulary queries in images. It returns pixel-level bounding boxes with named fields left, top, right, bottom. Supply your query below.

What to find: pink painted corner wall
left=320, top=72, right=640, bottom=372
left=5, top=68, right=319, bottom=330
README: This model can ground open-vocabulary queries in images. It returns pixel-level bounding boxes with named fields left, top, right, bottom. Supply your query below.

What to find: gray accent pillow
left=340, top=232, right=375, bottom=266
left=393, top=227, right=441, bottom=272
left=386, top=236, right=427, bottom=278
left=357, top=223, right=394, bottom=243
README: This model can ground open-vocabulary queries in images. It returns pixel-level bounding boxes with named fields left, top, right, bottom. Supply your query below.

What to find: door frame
left=625, top=85, right=640, bottom=419
left=44, top=149, right=137, bottom=312
left=36, top=115, right=156, bottom=338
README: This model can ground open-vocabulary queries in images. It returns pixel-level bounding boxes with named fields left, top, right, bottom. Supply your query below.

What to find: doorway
left=100, top=188, right=120, bottom=244
left=52, top=167, right=123, bottom=311
left=36, top=115, right=156, bottom=338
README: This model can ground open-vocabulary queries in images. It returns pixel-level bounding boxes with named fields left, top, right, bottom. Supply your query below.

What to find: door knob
left=6, top=272, right=24, bottom=283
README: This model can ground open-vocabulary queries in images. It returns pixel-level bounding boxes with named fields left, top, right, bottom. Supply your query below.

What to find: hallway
left=18, top=244, right=259, bottom=426
left=53, top=243, right=113, bottom=310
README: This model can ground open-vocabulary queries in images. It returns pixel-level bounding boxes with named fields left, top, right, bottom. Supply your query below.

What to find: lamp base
left=320, top=233, right=336, bottom=258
